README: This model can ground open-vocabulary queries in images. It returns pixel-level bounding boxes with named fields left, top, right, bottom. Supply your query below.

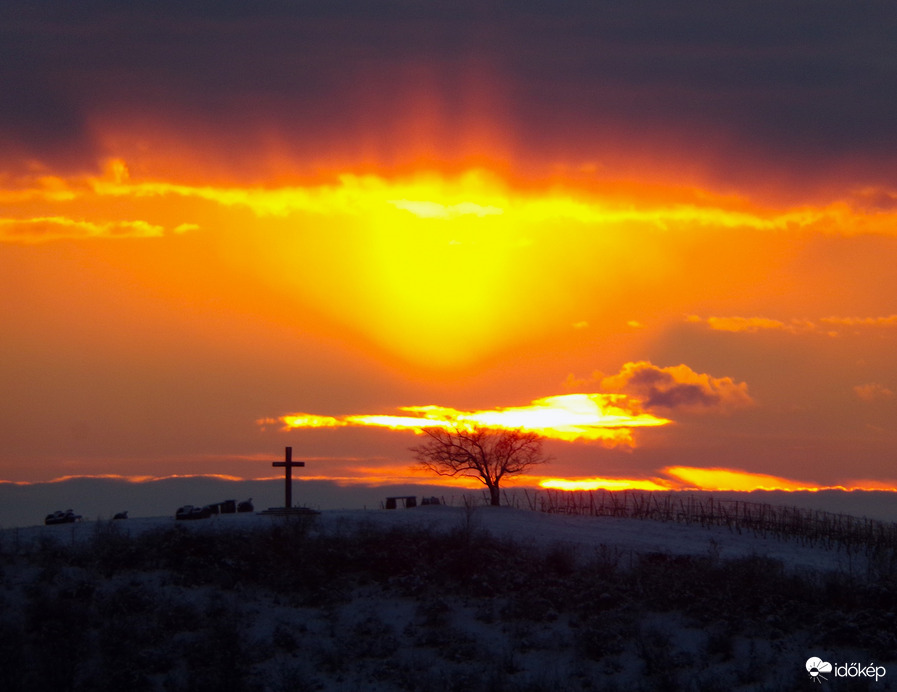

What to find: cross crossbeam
left=272, top=446, right=305, bottom=509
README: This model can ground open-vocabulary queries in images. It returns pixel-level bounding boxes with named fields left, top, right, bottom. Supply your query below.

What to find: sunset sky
left=3, top=1, right=897, bottom=494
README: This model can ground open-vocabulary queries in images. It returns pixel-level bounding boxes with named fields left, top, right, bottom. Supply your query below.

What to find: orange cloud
left=272, top=393, right=670, bottom=445
left=663, top=466, right=897, bottom=492
left=594, top=361, right=754, bottom=413
left=821, top=315, right=897, bottom=328
left=686, top=315, right=817, bottom=334
left=689, top=314, right=897, bottom=336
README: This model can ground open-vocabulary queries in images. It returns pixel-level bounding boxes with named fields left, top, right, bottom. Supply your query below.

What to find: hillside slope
left=1, top=505, right=894, bottom=691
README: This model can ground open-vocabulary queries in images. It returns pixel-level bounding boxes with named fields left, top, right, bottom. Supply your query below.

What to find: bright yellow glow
left=457, top=394, right=669, bottom=440
left=535, top=470, right=897, bottom=493
left=281, top=414, right=347, bottom=428
left=662, top=467, right=897, bottom=492
left=540, top=477, right=671, bottom=491
left=357, top=210, right=519, bottom=367
left=277, top=393, right=670, bottom=443
left=665, top=466, right=824, bottom=491
left=79, top=162, right=879, bottom=233
left=388, top=199, right=504, bottom=219
left=9, top=160, right=897, bottom=369
left=345, top=414, right=452, bottom=430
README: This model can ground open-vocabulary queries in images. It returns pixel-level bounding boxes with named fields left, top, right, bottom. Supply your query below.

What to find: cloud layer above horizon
left=3, top=1, right=897, bottom=493
left=3, top=1, right=897, bottom=193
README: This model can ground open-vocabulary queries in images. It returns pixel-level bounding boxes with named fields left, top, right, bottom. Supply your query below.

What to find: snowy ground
left=2, top=505, right=895, bottom=691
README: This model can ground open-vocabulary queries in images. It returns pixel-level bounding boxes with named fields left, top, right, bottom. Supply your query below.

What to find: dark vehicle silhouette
left=45, top=509, right=81, bottom=525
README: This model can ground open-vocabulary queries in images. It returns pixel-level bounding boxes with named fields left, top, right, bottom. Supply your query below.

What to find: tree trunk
left=488, top=484, right=501, bottom=506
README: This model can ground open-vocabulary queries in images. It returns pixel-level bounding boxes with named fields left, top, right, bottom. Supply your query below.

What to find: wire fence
left=508, top=488, right=897, bottom=555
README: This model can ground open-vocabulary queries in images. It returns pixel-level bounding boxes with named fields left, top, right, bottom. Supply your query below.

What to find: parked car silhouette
left=45, top=509, right=81, bottom=525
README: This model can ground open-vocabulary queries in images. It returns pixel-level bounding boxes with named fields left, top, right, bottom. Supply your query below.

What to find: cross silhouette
left=272, top=446, right=305, bottom=509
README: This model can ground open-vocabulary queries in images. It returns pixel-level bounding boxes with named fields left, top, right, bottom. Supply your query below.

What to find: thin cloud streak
left=688, top=314, right=897, bottom=336
left=0, top=216, right=165, bottom=243
left=662, top=467, right=897, bottom=493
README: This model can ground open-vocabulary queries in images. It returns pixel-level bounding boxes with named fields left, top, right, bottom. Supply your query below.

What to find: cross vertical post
left=272, top=446, right=305, bottom=509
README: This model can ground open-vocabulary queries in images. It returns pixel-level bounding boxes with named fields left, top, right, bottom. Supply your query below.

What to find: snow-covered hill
left=2, top=504, right=895, bottom=691
left=4, top=503, right=870, bottom=574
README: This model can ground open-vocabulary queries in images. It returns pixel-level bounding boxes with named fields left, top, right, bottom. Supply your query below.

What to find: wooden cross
left=272, top=446, right=305, bottom=509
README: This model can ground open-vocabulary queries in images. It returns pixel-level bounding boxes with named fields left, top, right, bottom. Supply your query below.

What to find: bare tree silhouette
left=411, top=425, right=550, bottom=506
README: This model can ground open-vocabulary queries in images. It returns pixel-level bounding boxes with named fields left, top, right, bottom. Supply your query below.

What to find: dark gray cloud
left=2, top=0, right=896, bottom=184
left=597, top=361, right=755, bottom=413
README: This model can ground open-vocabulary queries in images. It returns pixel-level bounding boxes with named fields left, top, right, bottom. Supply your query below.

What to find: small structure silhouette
left=45, top=509, right=81, bottom=525
left=205, top=500, right=236, bottom=515
left=384, top=496, right=417, bottom=509
left=174, top=498, right=254, bottom=520
left=113, top=511, right=128, bottom=520
left=175, top=504, right=211, bottom=520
